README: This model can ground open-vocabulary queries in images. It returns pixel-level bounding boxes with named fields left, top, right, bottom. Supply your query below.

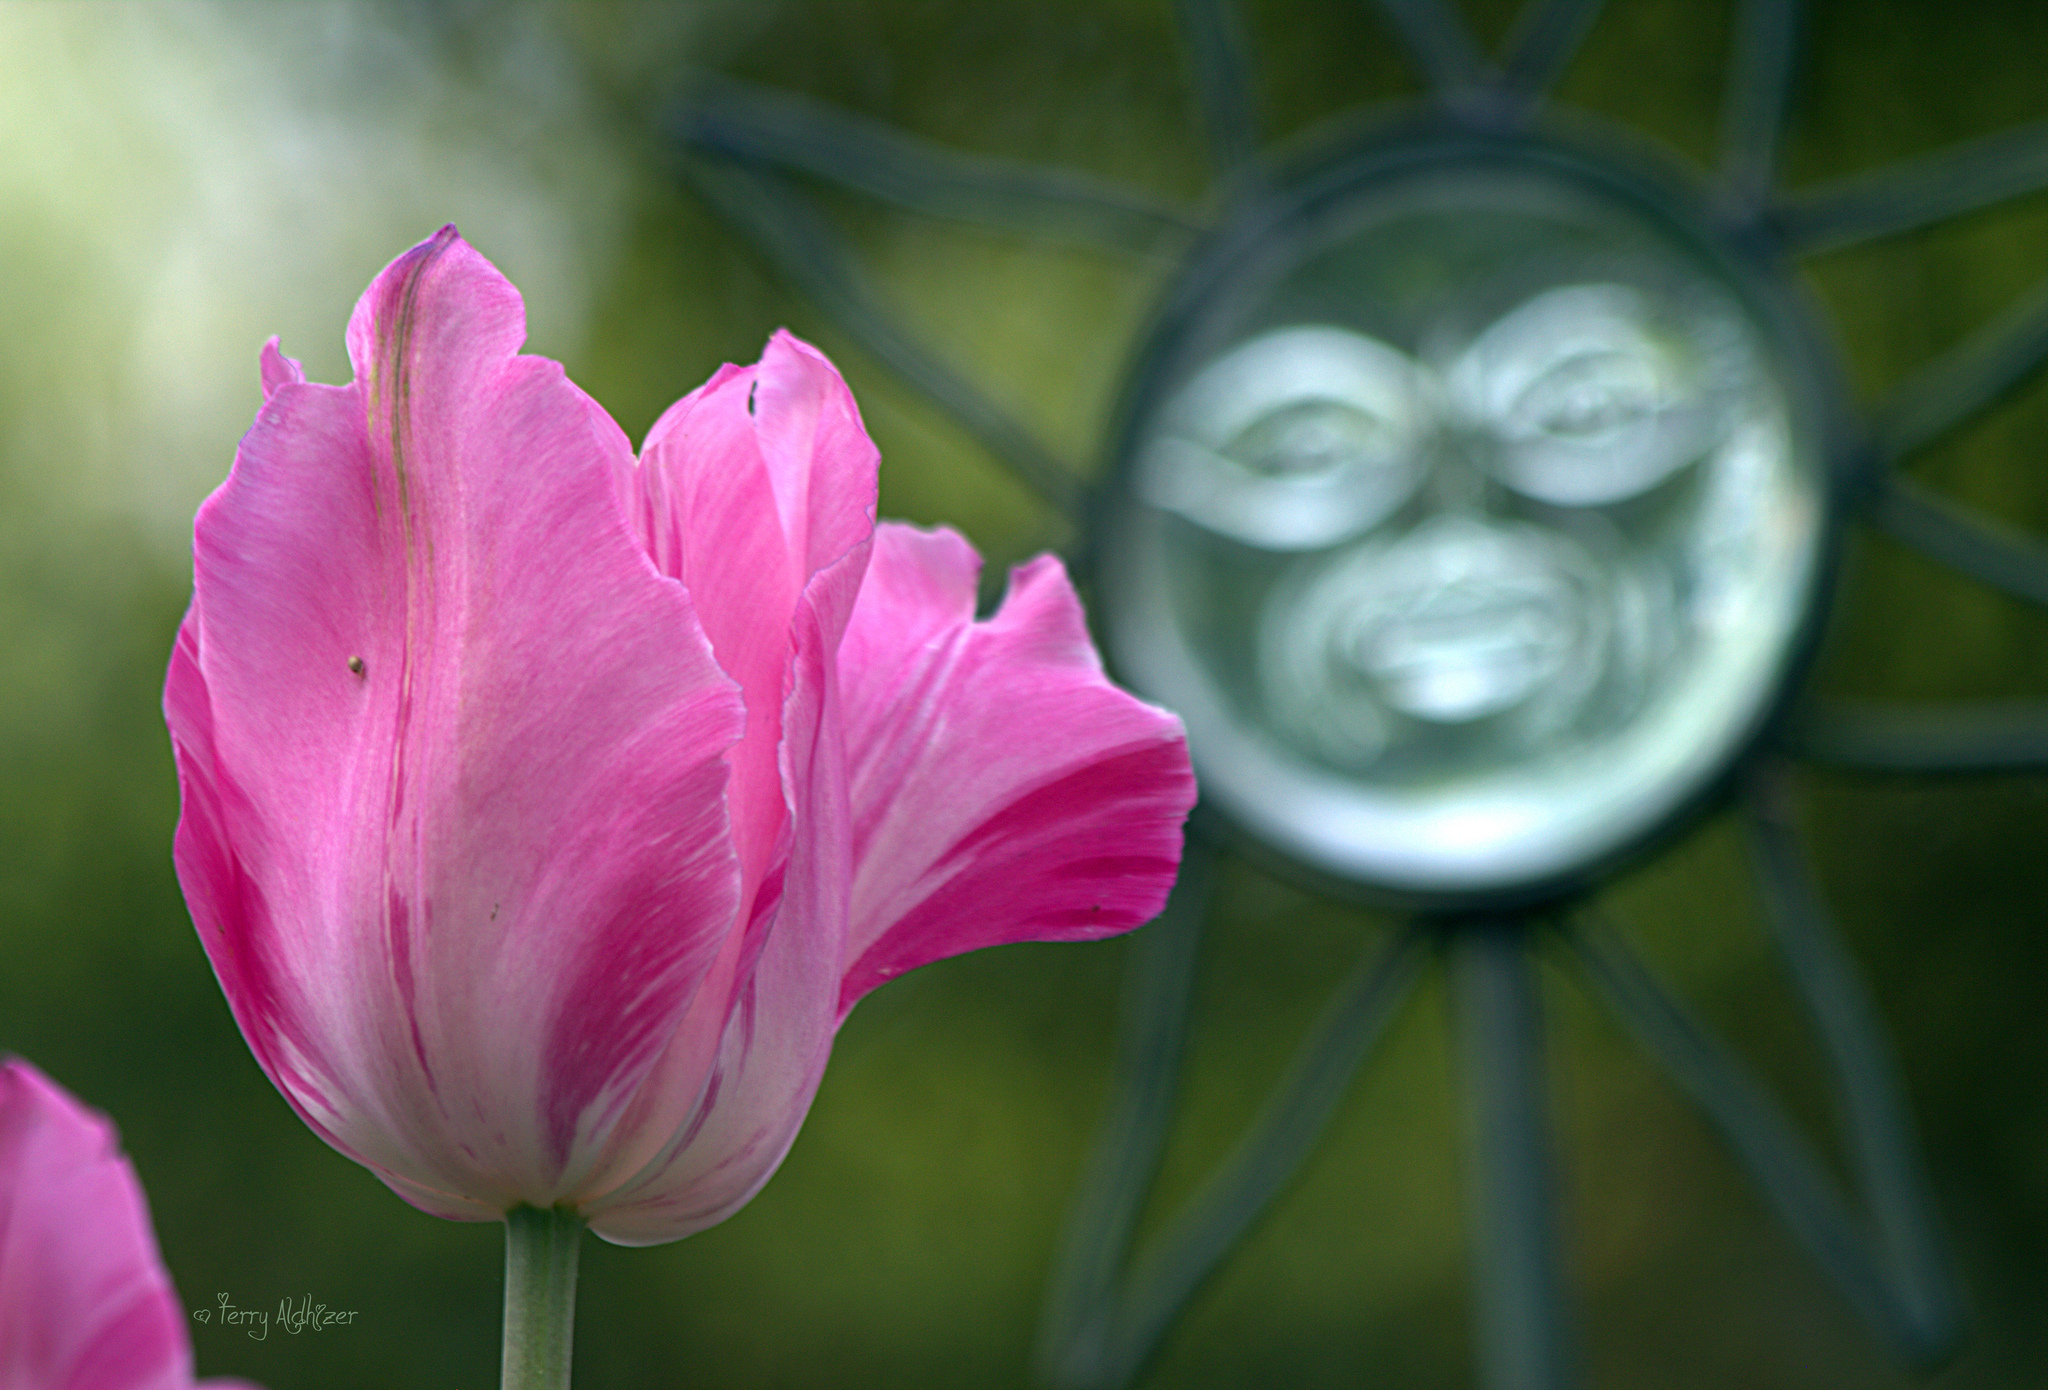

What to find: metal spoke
left=1720, top=0, right=1801, bottom=211
left=1743, top=771, right=1961, bottom=1362
left=1174, top=0, right=1262, bottom=185
left=1783, top=698, right=2048, bottom=773
left=1864, top=472, right=2048, bottom=610
left=1566, top=911, right=1947, bottom=1362
left=1073, top=921, right=1427, bottom=1388
left=1454, top=920, right=1572, bottom=1390
left=672, top=74, right=1200, bottom=255
left=1773, top=118, right=2048, bottom=253
left=676, top=154, right=1089, bottom=521
left=1037, top=840, right=1216, bottom=1390
left=1874, top=266, right=2048, bottom=463
left=1496, top=0, right=1609, bottom=111
left=1370, top=0, right=1490, bottom=96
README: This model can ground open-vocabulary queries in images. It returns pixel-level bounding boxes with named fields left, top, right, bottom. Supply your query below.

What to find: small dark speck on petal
left=347, top=655, right=366, bottom=676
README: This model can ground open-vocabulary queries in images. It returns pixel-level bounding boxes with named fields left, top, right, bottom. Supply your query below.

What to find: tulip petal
left=257, top=338, right=303, bottom=399
left=836, top=524, right=1196, bottom=1015
left=584, top=548, right=861, bottom=1243
left=167, top=229, right=747, bottom=1216
left=591, top=334, right=874, bottom=1240
left=0, top=1060, right=257, bottom=1390
left=629, top=330, right=876, bottom=903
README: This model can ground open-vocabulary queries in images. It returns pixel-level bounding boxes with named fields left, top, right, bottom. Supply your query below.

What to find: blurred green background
left=2, top=1, right=2045, bottom=1386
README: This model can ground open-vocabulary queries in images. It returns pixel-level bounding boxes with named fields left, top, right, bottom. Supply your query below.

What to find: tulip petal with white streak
left=0, top=1059, right=260, bottom=1390
left=167, top=228, right=1195, bottom=1246
left=839, top=523, right=1195, bottom=1014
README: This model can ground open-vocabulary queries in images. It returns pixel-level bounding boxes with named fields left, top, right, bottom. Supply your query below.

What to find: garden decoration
left=669, top=0, right=2048, bottom=1384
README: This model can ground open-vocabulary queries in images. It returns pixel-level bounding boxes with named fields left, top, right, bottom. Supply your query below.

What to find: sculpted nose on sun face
left=1274, top=406, right=1591, bottom=729
left=1331, top=516, right=1594, bottom=724
left=1258, top=512, right=1612, bottom=771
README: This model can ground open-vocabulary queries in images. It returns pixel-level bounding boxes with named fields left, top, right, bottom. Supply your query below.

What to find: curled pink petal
left=836, top=524, right=1196, bottom=1015
left=0, top=1060, right=261, bottom=1390
left=256, top=338, right=303, bottom=399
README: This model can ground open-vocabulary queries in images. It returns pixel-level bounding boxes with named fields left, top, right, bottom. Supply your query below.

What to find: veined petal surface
left=585, top=545, right=861, bottom=1243
left=165, top=228, right=747, bottom=1217
left=0, top=1060, right=260, bottom=1390
left=594, top=331, right=873, bottom=1241
left=836, top=524, right=1196, bottom=1015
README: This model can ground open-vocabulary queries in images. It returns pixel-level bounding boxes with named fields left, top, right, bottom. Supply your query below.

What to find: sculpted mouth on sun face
left=1141, top=276, right=1768, bottom=784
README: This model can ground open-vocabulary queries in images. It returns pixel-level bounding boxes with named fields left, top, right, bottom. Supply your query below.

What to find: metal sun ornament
left=1099, top=131, right=1837, bottom=904
left=671, top=0, right=2048, bottom=1385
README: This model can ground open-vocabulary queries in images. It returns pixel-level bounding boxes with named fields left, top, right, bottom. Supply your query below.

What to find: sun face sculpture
left=671, top=1, right=2048, bottom=1384
left=1105, top=145, right=1834, bottom=900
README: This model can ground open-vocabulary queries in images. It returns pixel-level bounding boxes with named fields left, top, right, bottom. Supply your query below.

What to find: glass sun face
left=1102, top=152, right=1835, bottom=902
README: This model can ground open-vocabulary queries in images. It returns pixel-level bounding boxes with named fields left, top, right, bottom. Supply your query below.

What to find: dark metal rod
left=1370, top=0, right=1490, bottom=95
left=1720, top=0, right=1801, bottom=211
left=1781, top=698, right=2048, bottom=774
left=1773, top=118, right=2048, bottom=253
left=1496, top=0, right=1608, bottom=109
left=677, top=155, right=1089, bottom=521
left=671, top=73, right=1200, bottom=255
left=1454, top=921, right=1573, bottom=1390
left=1567, top=911, right=1947, bottom=1363
left=1098, top=922, right=1427, bottom=1387
left=1174, top=0, right=1263, bottom=185
left=1037, top=840, right=1217, bottom=1390
left=1864, top=472, right=2048, bottom=610
left=1874, top=267, right=2048, bottom=463
left=1744, top=773, right=1963, bottom=1362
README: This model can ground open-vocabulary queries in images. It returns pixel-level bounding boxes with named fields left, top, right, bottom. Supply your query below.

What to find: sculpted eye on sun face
left=1449, top=281, right=1739, bottom=508
left=1136, top=325, right=1427, bottom=551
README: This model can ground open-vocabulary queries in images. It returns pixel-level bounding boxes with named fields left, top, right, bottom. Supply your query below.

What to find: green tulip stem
left=502, top=1204, right=585, bottom=1390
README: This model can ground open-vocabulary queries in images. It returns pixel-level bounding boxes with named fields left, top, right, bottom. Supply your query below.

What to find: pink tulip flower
left=164, top=227, right=1194, bottom=1245
left=0, top=1059, right=259, bottom=1389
